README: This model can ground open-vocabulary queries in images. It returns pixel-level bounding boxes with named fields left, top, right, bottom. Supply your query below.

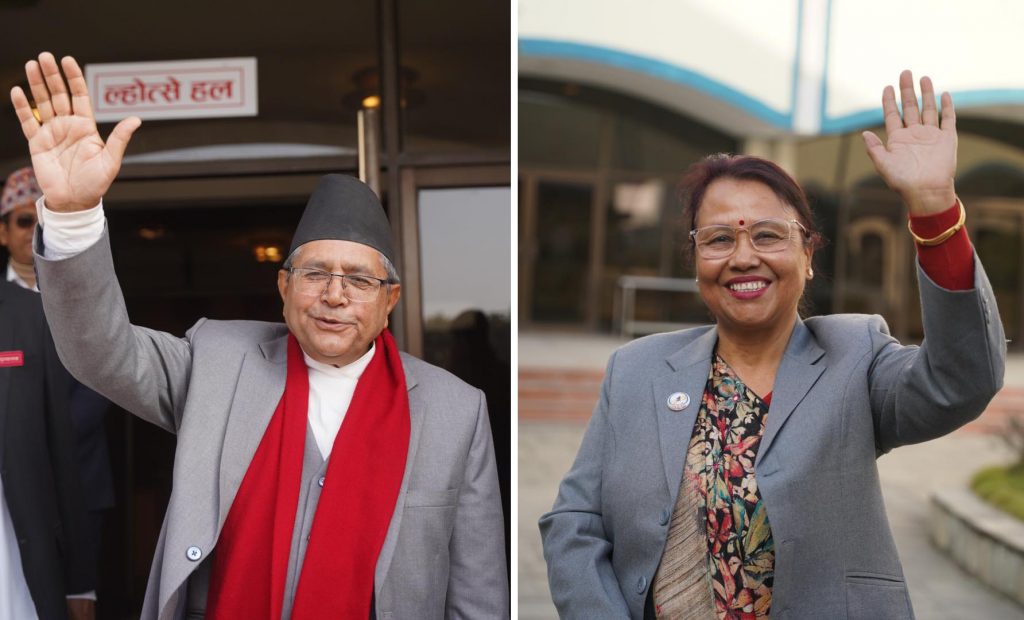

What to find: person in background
left=0, top=278, right=94, bottom=618
left=0, top=167, right=42, bottom=290
left=2, top=167, right=115, bottom=619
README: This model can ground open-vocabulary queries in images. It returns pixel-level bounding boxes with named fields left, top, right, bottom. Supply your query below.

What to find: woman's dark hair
left=679, top=153, right=826, bottom=261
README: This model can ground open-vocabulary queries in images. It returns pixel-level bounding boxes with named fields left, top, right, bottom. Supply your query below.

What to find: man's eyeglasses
left=7, top=213, right=36, bottom=230
left=689, top=218, right=810, bottom=259
left=287, top=267, right=393, bottom=302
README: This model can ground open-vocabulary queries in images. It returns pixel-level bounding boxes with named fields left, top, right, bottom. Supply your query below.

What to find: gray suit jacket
left=35, top=229, right=509, bottom=620
left=540, top=257, right=1005, bottom=620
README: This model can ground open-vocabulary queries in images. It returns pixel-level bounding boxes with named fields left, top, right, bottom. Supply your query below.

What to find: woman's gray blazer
left=540, top=257, right=1005, bottom=620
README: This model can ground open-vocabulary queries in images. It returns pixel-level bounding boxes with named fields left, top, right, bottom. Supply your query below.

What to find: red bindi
left=738, top=219, right=745, bottom=226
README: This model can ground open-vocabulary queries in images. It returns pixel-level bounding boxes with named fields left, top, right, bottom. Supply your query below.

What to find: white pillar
left=741, top=138, right=772, bottom=159
left=773, top=139, right=797, bottom=177
left=740, top=138, right=798, bottom=179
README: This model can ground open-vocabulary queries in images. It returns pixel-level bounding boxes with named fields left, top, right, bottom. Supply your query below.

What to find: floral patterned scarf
left=654, top=355, right=775, bottom=619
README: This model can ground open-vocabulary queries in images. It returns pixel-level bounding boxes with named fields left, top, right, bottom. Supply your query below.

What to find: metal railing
left=615, top=275, right=701, bottom=337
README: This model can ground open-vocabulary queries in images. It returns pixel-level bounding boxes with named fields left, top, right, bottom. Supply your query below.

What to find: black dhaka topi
left=288, top=175, right=395, bottom=264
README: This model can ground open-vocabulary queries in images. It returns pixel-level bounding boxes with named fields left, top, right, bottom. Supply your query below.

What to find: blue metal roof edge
left=519, top=38, right=793, bottom=130
left=820, top=88, right=1024, bottom=134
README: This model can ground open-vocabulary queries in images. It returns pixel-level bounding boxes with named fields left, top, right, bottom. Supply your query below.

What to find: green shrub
left=971, top=465, right=1024, bottom=521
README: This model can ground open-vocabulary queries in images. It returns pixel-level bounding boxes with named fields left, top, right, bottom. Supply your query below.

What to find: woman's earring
left=807, top=268, right=814, bottom=279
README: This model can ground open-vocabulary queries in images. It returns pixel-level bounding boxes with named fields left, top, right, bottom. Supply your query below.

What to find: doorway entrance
left=519, top=174, right=598, bottom=327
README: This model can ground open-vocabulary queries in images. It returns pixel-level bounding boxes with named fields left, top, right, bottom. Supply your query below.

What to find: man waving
left=11, top=51, right=508, bottom=620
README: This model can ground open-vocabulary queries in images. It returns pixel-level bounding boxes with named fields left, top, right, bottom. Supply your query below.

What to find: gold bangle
left=907, top=199, right=966, bottom=246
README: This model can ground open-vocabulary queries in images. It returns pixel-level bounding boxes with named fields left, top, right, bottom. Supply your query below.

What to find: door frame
left=397, top=163, right=510, bottom=358
left=518, top=168, right=604, bottom=329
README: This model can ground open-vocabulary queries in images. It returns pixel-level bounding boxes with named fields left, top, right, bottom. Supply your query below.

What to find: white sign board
left=85, top=57, right=258, bottom=122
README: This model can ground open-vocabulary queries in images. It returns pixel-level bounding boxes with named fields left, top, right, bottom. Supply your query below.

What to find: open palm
left=862, top=71, right=957, bottom=216
left=10, top=52, right=139, bottom=212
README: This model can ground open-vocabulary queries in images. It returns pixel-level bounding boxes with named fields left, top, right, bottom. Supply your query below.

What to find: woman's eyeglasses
left=689, top=218, right=809, bottom=259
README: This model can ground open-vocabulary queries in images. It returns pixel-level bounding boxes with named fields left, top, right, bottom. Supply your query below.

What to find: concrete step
left=518, top=368, right=603, bottom=421
left=519, top=370, right=1024, bottom=434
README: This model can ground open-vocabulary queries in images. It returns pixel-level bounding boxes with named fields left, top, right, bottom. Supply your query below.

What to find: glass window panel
left=531, top=181, right=593, bottom=322
left=604, top=179, right=668, bottom=273
left=419, top=187, right=511, bottom=324
left=599, top=178, right=702, bottom=329
left=417, top=185, right=510, bottom=393
left=842, top=230, right=886, bottom=315
left=612, top=115, right=709, bottom=174
left=975, top=220, right=1021, bottom=343
left=417, top=186, right=510, bottom=564
left=418, top=186, right=511, bottom=396
left=519, top=96, right=603, bottom=168
left=855, top=234, right=885, bottom=287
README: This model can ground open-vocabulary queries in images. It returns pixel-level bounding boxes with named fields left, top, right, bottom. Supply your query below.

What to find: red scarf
left=206, top=330, right=410, bottom=619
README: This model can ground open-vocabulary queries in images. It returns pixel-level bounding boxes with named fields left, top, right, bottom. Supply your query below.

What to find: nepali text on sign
left=85, top=58, right=258, bottom=122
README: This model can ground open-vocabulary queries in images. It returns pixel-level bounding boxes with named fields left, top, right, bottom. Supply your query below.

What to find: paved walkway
left=519, top=332, right=1024, bottom=619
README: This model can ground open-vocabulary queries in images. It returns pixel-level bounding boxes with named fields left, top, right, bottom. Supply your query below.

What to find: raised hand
left=9, top=52, right=141, bottom=212
left=862, top=70, right=957, bottom=216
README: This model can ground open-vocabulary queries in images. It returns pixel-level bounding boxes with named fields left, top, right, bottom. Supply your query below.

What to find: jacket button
left=660, top=508, right=671, bottom=526
left=636, top=575, right=647, bottom=594
left=186, top=546, right=202, bottom=562
left=318, top=476, right=325, bottom=488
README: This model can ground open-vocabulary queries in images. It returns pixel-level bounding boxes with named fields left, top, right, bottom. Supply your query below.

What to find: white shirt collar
left=302, top=341, right=377, bottom=459
left=302, top=341, right=376, bottom=380
left=6, top=263, right=37, bottom=293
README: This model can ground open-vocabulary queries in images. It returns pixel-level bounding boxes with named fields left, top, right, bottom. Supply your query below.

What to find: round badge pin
left=667, top=392, right=690, bottom=411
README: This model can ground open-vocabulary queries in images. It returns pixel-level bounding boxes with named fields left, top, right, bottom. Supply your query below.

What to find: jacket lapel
left=651, top=319, right=828, bottom=495
left=755, top=319, right=827, bottom=467
left=374, top=355, right=419, bottom=594
left=652, top=327, right=717, bottom=504
left=216, top=334, right=288, bottom=527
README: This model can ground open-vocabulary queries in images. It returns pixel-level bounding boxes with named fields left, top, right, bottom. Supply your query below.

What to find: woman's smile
left=725, top=276, right=771, bottom=299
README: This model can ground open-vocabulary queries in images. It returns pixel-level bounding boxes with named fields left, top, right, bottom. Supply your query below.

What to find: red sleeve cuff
left=909, top=200, right=974, bottom=290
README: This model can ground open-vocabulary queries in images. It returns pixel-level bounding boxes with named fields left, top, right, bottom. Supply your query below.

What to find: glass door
left=527, top=179, right=594, bottom=323
left=398, top=165, right=511, bottom=569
